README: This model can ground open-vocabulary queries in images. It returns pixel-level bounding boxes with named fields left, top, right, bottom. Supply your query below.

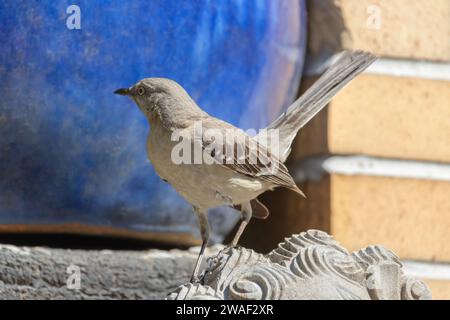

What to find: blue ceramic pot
left=0, top=0, right=306, bottom=244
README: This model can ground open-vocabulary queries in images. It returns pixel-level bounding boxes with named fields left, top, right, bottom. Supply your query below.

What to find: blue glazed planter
left=0, top=0, right=306, bottom=244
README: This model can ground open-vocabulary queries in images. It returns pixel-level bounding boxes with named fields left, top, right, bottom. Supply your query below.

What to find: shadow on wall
left=306, top=0, right=349, bottom=62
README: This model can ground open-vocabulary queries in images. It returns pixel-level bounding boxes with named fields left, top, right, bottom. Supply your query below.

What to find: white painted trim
left=305, top=55, right=450, bottom=81
left=403, top=260, right=450, bottom=281
left=294, top=156, right=450, bottom=182
left=367, top=58, right=450, bottom=81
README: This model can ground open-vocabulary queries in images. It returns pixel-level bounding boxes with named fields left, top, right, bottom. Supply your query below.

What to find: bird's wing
left=197, top=118, right=304, bottom=196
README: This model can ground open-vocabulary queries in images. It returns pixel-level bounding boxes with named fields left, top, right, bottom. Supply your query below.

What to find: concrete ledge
left=0, top=244, right=222, bottom=299
left=306, top=57, right=450, bottom=82
left=403, top=260, right=450, bottom=281
left=294, top=156, right=450, bottom=182
left=403, top=261, right=450, bottom=300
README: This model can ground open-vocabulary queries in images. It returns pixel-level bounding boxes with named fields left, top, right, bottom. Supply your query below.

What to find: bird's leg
left=190, top=207, right=210, bottom=283
left=230, top=201, right=252, bottom=247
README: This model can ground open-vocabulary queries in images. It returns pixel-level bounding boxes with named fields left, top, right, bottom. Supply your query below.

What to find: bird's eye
left=137, top=86, right=145, bottom=96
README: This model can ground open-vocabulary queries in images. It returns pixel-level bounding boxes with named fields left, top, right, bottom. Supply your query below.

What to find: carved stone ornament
left=166, top=230, right=431, bottom=300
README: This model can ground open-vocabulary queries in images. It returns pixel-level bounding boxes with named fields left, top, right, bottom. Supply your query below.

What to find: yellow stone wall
left=241, top=0, right=450, bottom=299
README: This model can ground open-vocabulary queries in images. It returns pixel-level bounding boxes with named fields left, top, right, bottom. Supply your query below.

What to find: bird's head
left=115, top=78, right=204, bottom=125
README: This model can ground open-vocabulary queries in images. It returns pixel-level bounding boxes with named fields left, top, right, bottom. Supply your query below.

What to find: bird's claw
left=190, top=275, right=200, bottom=284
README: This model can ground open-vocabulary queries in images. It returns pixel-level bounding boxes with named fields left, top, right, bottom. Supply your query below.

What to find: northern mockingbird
left=115, top=50, right=377, bottom=282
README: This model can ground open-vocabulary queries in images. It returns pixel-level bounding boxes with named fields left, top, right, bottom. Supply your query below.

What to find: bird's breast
left=146, top=127, right=269, bottom=210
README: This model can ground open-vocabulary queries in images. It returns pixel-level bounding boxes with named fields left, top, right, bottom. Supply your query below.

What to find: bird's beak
left=114, top=88, right=131, bottom=96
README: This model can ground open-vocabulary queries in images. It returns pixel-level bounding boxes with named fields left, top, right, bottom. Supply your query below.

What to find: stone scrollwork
left=166, top=230, right=431, bottom=300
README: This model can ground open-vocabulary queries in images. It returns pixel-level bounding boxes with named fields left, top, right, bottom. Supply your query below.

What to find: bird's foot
left=227, top=242, right=241, bottom=249
left=190, top=273, right=203, bottom=284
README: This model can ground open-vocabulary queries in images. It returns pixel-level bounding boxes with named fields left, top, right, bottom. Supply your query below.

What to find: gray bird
left=115, top=50, right=377, bottom=282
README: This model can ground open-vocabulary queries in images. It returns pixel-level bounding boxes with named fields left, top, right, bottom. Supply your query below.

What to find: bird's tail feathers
left=266, top=50, right=377, bottom=162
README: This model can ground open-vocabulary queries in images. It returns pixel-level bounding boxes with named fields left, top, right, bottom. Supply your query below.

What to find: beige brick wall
left=242, top=174, right=450, bottom=261
left=424, top=280, right=450, bottom=300
left=308, top=0, right=450, bottom=61
left=291, top=74, right=450, bottom=163
left=242, top=0, right=450, bottom=299
left=330, top=174, right=450, bottom=261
